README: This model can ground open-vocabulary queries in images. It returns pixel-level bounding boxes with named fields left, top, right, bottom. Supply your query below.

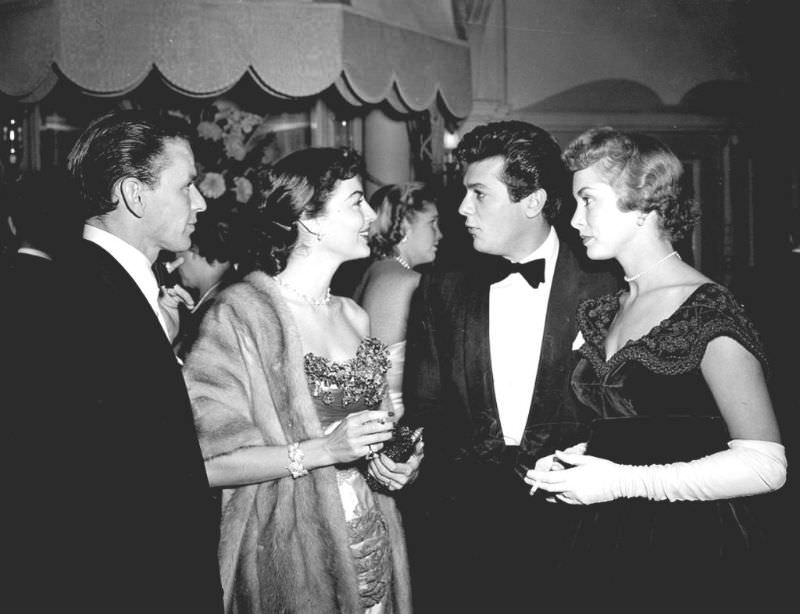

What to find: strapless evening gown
left=385, top=341, right=406, bottom=417
left=305, top=337, right=394, bottom=613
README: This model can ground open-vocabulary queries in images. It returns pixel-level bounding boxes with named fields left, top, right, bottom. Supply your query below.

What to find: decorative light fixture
left=3, top=116, right=21, bottom=167
left=443, top=130, right=460, bottom=151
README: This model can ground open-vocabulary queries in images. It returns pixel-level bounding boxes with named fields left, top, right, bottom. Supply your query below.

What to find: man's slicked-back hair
left=66, top=109, right=192, bottom=220
left=455, top=120, right=570, bottom=223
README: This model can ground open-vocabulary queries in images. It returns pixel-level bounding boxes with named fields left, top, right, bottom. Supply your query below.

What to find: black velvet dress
left=568, top=283, right=781, bottom=605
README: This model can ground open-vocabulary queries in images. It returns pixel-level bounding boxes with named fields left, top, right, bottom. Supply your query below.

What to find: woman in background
left=353, top=182, right=441, bottom=417
left=525, top=127, right=787, bottom=607
left=183, top=148, right=421, bottom=613
left=170, top=203, right=240, bottom=359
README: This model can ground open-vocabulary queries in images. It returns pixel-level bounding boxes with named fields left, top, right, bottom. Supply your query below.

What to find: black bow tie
left=489, top=257, right=546, bottom=288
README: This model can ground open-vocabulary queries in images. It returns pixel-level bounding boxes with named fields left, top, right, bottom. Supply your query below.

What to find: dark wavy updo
left=562, top=127, right=699, bottom=242
left=191, top=202, right=237, bottom=265
left=237, top=147, right=364, bottom=275
left=367, top=182, right=436, bottom=259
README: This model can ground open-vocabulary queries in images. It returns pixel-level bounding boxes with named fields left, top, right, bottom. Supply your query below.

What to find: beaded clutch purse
left=364, top=425, right=421, bottom=493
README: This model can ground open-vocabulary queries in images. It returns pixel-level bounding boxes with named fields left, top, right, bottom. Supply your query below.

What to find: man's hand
left=159, top=283, right=194, bottom=342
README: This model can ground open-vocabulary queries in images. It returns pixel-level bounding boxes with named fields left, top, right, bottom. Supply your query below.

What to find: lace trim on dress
left=576, top=283, right=768, bottom=377
left=304, top=337, right=390, bottom=407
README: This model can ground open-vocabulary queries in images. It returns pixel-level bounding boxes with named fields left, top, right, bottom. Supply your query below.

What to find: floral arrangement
left=191, top=100, right=280, bottom=210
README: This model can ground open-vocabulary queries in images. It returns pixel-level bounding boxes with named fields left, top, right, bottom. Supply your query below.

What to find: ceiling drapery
left=0, top=0, right=472, bottom=118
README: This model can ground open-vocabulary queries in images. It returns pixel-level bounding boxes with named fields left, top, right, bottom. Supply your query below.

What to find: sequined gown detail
left=569, top=282, right=774, bottom=574
left=305, top=337, right=393, bottom=612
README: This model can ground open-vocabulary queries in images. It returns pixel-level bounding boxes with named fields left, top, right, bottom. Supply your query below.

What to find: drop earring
left=297, top=218, right=324, bottom=241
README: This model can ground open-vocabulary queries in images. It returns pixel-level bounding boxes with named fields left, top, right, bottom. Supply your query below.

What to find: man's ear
left=521, top=188, right=547, bottom=219
left=118, top=177, right=145, bottom=219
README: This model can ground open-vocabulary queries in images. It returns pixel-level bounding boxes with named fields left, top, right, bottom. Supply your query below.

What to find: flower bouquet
left=192, top=100, right=279, bottom=210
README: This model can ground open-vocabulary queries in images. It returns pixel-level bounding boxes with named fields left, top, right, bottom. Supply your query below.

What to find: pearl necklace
left=624, top=251, right=680, bottom=283
left=394, top=255, right=412, bottom=270
left=274, top=275, right=331, bottom=306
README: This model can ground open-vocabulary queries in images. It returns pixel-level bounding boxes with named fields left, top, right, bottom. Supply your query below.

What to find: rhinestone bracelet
left=287, top=442, right=309, bottom=478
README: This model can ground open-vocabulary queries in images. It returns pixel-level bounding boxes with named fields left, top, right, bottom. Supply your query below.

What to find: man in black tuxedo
left=401, top=120, right=619, bottom=612
left=3, top=111, right=223, bottom=613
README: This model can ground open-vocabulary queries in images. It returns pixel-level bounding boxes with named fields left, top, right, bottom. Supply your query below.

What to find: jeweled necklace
left=394, top=255, right=412, bottom=270
left=274, top=275, right=331, bottom=306
left=624, top=250, right=680, bottom=283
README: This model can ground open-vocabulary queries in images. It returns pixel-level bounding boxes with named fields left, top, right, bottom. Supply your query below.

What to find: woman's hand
left=367, top=428, right=424, bottom=491
left=324, top=410, right=395, bottom=465
left=529, top=442, right=587, bottom=474
left=524, top=449, right=627, bottom=505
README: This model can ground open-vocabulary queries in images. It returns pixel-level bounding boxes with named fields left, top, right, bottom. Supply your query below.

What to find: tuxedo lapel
left=518, top=240, right=611, bottom=464
left=461, top=277, right=495, bottom=412
left=458, top=273, right=505, bottom=458
left=533, top=242, right=579, bottom=412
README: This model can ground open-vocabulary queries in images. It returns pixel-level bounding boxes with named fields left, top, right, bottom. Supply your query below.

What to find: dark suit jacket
left=404, top=235, right=619, bottom=475
left=4, top=240, right=223, bottom=614
left=5, top=250, right=54, bottom=276
left=400, top=234, right=619, bottom=611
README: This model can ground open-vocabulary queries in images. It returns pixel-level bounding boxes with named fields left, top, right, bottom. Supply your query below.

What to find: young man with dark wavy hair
left=400, top=120, right=619, bottom=612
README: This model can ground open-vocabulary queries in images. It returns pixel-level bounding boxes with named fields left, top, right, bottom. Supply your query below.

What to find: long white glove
left=526, top=439, right=787, bottom=504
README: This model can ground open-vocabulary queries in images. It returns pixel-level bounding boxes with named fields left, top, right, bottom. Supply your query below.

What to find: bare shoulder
left=335, top=294, right=371, bottom=336
left=362, top=264, right=421, bottom=301
left=357, top=265, right=421, bottom=344
left=629, top=264, right=713, bottom=306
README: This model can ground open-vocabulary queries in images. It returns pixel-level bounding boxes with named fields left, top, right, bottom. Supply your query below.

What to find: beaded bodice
left=304, top=336, right=390, bottom=428
left=303, top=336, right=393, bottom=609
left=572, top=283, right=768, bottom=419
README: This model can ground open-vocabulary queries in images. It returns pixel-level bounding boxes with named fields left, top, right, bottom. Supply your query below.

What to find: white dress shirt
left=83, top=225, right=170, bottom=339
left=489, top=226, right=560, bottom=445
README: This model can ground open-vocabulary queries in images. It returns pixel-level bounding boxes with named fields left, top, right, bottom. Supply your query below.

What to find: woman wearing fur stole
left=182, top=147, right=422, bottom=613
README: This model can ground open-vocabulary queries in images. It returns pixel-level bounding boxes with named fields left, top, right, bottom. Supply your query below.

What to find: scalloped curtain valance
left=0, top=0, right=472, bottom=117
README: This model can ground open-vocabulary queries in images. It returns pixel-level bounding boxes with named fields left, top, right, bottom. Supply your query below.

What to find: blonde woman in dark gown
left=525, top=127, right=787, bottom=608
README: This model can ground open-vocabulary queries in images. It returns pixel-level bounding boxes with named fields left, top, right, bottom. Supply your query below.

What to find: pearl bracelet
left=287, top=442, right=309, bottom=478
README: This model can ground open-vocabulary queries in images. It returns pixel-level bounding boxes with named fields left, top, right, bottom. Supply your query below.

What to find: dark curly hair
left=191, top=203, right=237, bottom=265
left=367, top=182, right=436, bottom=259
left=237, top=147, right=364, bottom=275
left=454, top=120, right=569, bottom=223
left=67, top=109, right=193, bottom=220
left=562, top=126, right=699, bottom=242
